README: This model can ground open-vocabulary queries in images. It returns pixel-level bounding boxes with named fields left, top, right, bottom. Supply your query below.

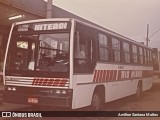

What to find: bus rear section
left=69, top=20, right=153, bottom=110
left=3, top=19, right=74, bottom=108
left=152, top=48, right=160, bottom=79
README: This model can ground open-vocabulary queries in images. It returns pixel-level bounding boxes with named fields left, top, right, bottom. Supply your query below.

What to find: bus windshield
left=5, top=33, right=70, bottom=77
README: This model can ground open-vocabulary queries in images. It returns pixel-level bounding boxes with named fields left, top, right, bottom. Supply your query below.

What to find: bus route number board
left=28, top=97, right=38, bottom=104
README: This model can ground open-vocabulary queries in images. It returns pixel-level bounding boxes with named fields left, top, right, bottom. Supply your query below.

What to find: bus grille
left=5, top=76, right=69, bottom=88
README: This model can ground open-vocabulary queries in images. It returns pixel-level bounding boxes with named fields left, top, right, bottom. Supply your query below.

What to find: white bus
left=3, top=18, right=153, bottom=110
left=152, top=48, right=160, bottom=79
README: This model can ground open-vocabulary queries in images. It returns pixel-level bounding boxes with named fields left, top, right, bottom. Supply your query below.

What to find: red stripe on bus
left=112, top=70, right=117, bottom=80
left=99, top=70, right=103, bottom=82
left=95, top=70, right=99, bottom=82
left=110, top=70, right=114, bottom=80
left=101, top=70, right=105, bottom=82
left=58, top=79, right=68, bottom=87
left=47, top=79, right=54, bottom=86
left=52, top=79, right=60, bottom=86
left=42, top=78, right=46, bottom=86
left=111, top=70, right=114, bottom=80
left=93, top=69, right=153, bottom=82
left=36, top=78, right=41, bottom=85
left=96, top=70, right=100, bottom=82
left=32, top=78, right=37, bottom=85
left=102, top=70, right=106, bottom=81
left=117, top=70, right=121, bottom=80
left=102, top=70, right=105, bottom=82
left=98, top=70, right=101, bottom=82
left=107, top=70, right=112, bottom=80
left=104, top=70, right=108, bottom=81
left=93, top=70, right=98, bottom=82
left=39, top=79, right=43, bottom=86
left=109, top=70, right=113, bottom=80
left=105, top=70, right=108, bottom=81
left=32, top=78, right=68, bottom=87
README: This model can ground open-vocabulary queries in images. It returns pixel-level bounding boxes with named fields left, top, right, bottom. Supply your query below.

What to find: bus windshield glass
left=5, top=22, right=70, bottom=77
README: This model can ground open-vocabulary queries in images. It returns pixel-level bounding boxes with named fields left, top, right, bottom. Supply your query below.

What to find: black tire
left=91, top=91, right=102, bottom=111
left=135, top=82, right=142, bottom=100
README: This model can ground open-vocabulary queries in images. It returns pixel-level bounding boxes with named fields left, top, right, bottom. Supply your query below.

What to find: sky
left=48, top=0, right=160, bottom=48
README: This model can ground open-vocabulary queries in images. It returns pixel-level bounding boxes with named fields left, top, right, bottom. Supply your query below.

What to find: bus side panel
left=71, top=63, right=153, bottom=109
left=71, top=75, right=95, bottom=109
left=105, top=80, right=136, bottom=102
left=142, top=77, right=153, bottom=91
left=72, top=77, right=138, bottom=109
left=71, top=76, right=152, bottom=109
left=72, top=75, right=137, bottom=109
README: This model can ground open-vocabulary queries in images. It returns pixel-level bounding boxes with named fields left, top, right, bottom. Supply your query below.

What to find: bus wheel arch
left=91, top=85, right=105, bottom=110
left=135, top=80, right=142, bottom=100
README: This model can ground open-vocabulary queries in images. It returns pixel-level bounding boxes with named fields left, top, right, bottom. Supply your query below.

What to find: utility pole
left=146, top=24, right=149, bottom=46
left=46, top=0, right=53, bottom=18
left=146, top=24, right=160, bottom=47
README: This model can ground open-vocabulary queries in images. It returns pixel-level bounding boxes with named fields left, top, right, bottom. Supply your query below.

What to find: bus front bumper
left=3, top=86, right=73, bottom=108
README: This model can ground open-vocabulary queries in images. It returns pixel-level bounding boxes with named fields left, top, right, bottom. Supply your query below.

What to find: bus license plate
left=28, top=98, right=38, bottom=104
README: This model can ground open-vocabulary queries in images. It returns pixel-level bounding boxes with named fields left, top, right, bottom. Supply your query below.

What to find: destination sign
left=34, top=22, right=68, bottom=31
left=15, top=21, right=71, bottom=32
left=18, top=25, right=29, bottom=32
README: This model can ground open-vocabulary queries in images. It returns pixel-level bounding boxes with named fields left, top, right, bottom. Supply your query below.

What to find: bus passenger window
left=98, top=33, right=110, bottom=61
left=139, top=47, right=144, bottom=64
left=132, top=45, right=138, bottom=63
left=112, top=38, right=121, bottom=62
left=123, top=42, right=130, bottom=63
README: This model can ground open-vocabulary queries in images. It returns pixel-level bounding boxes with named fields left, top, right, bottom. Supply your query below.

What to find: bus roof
left=13, top=18, right=151, bottom=49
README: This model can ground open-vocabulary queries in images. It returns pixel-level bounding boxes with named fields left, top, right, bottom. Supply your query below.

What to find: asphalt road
left=0, top=80, right=160, bottom=120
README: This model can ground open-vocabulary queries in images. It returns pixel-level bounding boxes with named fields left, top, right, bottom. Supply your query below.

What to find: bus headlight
left=12, top=87, right=16, bottom=91
left=7, top=87, right=16, bottom=91
left=40, top=89, right=72, bottom=96
left=7, top=87, right=12, bottom=91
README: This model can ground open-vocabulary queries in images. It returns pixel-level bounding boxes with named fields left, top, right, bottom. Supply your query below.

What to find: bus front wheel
left=91, top=91, right=102, bottom=110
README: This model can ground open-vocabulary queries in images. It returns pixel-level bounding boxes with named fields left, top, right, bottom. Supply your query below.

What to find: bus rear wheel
left=91, top=91, right=102, bottom=110
left=135, top=82, right=142, bottom=100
